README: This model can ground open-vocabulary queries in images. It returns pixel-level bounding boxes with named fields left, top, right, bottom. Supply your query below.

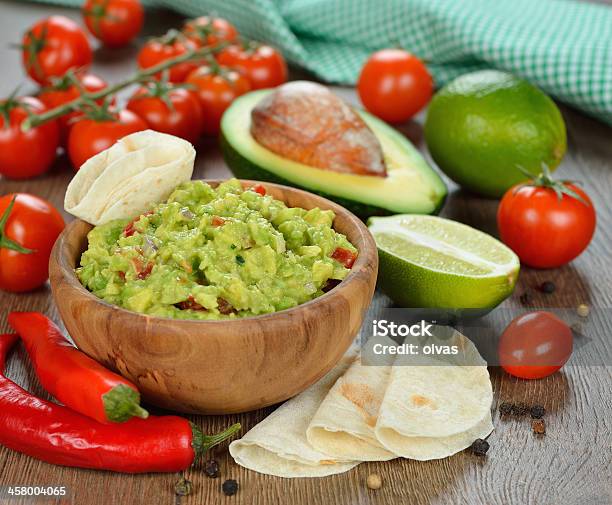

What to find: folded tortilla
left=374, top=328, right=494, bottom=460
left=229, top=354, right=359, bottom=478
left=64, top=130, right=195, bottom=225
left=231, top=328, right=494, bottom=475
left=306, top=337, right=396, bottom=461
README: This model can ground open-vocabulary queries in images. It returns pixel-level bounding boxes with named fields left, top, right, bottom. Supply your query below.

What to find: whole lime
left=424, top=70, right=566, bottom=198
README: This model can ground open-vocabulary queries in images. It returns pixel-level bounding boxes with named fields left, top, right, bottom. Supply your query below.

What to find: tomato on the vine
left=0, top=95, right=60, bottom=179
left=38, top=72, right=108, bottom=144
left=137, top=30, right=198, bottom=83
left=183, top=16, right=238, bottom=48
left=21, top=16, right=92, bottom=85
left=186, top=64, right=251, bottom=135
left=127, top=80, right=203, bottom=144
left=357, top=49, right=433, bottom=123
left=217, top=43, right=287, bottom=90
left=83, top=0, right=144, bottom=48
left=67, top=109, right=147, bottom=170
left=498, top=311, right=573, bottom=379
left=0, top=194, right=65, bottom=293
left=497, top=168, right=596, bottom=268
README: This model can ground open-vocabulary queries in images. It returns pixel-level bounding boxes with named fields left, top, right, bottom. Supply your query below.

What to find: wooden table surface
left=1, top=3, right=611, bottom=505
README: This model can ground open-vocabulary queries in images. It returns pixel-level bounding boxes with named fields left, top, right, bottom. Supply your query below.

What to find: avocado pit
left=250, top=81, right=387, bottom=177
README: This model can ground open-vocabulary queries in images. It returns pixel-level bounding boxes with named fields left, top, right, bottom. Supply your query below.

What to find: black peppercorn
left=222, top=479, right=239, bottom=496
left=174, top=477, right=193, bottom=496
left=530, top=405, right=546, bottom=419
left=512, top=402, right=529, bottom=416
left=540, top=281, right=556, bottom=294
left=470, top=438, right=489, bottom=456
left=499, top=402, right=513, bottom=417
left=519, top=292, right=533, bottom=305
left=204, top=459, right=220, bottom=478
left=532, top=419, right=546, bottom=434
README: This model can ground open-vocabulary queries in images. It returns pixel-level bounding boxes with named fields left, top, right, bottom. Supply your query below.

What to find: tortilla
left=374, top=327, right=494, bottom=460
left=376, top=411, right=493, bottom=461
left=64, top=130, right=195, bottom=225
left=306, top=336, right=396, bottom=461
left=231, top=328, right=494, bottom=474
left=229, top=354, right=359, bottom=478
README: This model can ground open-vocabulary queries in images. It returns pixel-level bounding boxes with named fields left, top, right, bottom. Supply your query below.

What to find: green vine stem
left=21, top=40, right=230, bottom=131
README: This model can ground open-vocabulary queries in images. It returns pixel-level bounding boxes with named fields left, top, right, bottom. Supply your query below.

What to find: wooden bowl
left=49, top=180, right=377, bottom=414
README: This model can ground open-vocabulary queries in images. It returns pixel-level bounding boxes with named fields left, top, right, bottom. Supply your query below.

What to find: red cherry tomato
left=127, top=86, right=203, bottom=144
left=82, top=0, right=144, bottom=48
left=185, top=66, right=251, bottom=135
left=67, top=109, right=147, bottom=170
left=183, top=16, right=238, bottom=48
left=0, top=96, right=60, bottom=179
left=137, top=31, right=198, bottom=83
left=357, top=49, right=433, bottom=123
left=498, top=182, right=596, bottom=268
left=0, top=194, right=65, bottom=292
left=217, top=43, right=287, bottom=90
left=21, top=16, right=92, bottom=85
left=38, top=73, right=108, bottom=145
left=498, top=311, right=573, bottom=379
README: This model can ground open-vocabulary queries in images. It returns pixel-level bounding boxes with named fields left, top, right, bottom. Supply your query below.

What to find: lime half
left=368, top=215, right=520, bottom=309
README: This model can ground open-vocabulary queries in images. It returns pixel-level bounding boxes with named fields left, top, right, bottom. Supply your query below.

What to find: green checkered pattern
left=38, top=0, right=612, bottom=124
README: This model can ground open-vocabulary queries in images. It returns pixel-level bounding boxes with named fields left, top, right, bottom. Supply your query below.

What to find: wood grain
left=0, top=3, right=611, bottom=505
left=49, top=180, right=377, bottom=414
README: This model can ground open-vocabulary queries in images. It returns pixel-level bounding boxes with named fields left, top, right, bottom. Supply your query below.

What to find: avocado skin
left=220, top=133, right=446, bottom=220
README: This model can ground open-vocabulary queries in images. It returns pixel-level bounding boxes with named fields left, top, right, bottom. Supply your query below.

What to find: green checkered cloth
left=39, top=0, right=612, bottom=124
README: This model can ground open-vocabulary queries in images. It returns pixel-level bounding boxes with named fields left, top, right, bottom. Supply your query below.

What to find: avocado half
left=220, top=90, right=447, bottom=218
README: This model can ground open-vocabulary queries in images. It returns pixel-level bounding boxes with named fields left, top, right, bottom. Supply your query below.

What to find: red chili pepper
left=123, top=210, right=154, bottom=237
left=331, top=247, right=358, bottom=269
left=8, top=312, right=148, bottom=424
left=211, top=215, right=225, bottom=227
left=0, top=333, right=240, bottom=473
left=251, top=184, right=266, bottom=196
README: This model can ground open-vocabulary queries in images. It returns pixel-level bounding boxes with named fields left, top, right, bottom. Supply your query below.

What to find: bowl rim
left=52, top=178, right=377, bottom=326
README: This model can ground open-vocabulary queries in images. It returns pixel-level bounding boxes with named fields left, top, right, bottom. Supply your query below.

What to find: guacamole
left=77, top=179, right=358, bottom=319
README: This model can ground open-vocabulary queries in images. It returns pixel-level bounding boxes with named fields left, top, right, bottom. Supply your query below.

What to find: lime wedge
left=368, top=215, right=520, bottom=309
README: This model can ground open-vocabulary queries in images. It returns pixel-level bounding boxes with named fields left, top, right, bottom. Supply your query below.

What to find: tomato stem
left=22, top=24, right=48, bottom=82
left=82, top=1, right=107, bottom=38
left=21, top=40, right=231, bottom=131
left=0, top=196, right=35, bottom=254
left=138, top=71, right=194, bottom=112
left=0, top=86, right=21, bottom=128
left=515, top=163, right=590, bottom=206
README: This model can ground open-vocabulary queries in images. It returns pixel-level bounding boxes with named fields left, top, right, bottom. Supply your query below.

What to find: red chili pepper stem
left=191, top=422, right=242, bottom=460
left=103, top=384, right=149, bottom=422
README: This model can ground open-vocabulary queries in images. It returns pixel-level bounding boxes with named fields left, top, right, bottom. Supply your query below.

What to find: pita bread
left=229, top=354, right=359, bottom=478
left=64, top=130, right=195, bottom=225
